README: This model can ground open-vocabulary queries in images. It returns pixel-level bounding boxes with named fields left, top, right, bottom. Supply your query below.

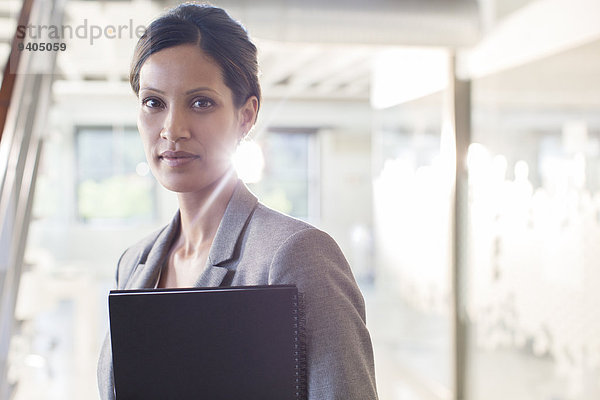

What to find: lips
left=159, top=150, right=200, bottom=167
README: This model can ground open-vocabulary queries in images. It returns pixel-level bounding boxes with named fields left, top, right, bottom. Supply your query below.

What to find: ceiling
left=2, top=0, right=482, bottom=103
left=47, top=0, right=482, bottom=103
left=474, top=38, right=600, bottom=108
left=1, top=0, right=599, bottom=109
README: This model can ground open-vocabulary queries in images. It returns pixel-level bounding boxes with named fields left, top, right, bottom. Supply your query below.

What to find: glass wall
left=368, top=36, right=600, bottom=400
left=464, top=39, right=600, bottom=400
left=371, top=91, right=453, bottom=400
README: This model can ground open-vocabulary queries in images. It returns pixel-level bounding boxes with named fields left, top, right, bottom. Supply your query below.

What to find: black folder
left=109, top=285, right=306, bottom=400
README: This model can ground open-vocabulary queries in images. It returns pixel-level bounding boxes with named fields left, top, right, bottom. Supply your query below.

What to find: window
left=248, top=129, right=319, bottom=223
left=75, top=126, right=155, bottom=223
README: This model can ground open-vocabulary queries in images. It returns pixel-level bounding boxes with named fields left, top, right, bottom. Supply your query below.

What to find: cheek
left=214, top=114, right=243, bottom=145
left=137, top=110, right=157, bottom=135
left=195, top=115, right=240, bottom=153
left=211, top=131, right=240, bottom=160
left=137, top=111, right=161, bottom=137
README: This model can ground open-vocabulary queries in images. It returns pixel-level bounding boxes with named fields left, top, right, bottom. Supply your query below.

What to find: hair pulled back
left=130, top=3, right=261, bottom=117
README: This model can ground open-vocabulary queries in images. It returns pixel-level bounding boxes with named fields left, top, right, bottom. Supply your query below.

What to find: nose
left=160, top=107, right=191, bottom=143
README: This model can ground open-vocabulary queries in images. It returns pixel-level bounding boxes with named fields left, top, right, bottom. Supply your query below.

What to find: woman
left=97, top=4, right=378, bottom=399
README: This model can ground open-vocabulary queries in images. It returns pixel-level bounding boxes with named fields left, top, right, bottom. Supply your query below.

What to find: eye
left=141, top=97, right=164, bottom=109
left=191, top=97, right=214, bottom=110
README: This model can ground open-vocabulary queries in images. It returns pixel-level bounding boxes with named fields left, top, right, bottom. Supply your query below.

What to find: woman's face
left=137, top=44, right=257, bottom=194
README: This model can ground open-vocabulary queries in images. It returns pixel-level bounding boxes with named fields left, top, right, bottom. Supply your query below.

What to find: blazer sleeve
left=97, top=222, right=173, bottom=400
left=97, top=246, right=142, bottom=400
left=267, top=227, right=379, bottom=400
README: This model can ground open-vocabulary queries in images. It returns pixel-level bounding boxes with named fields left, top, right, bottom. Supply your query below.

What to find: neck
left=176, top=169, right=238, bottom=255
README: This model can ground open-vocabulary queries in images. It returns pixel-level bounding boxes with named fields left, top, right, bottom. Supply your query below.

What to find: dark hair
left=130, top=3, right=261, bottom=116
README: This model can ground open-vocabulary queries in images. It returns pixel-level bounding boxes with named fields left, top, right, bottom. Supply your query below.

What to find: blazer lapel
left=126, top=211, right=181, bottom=289
left=194, top=266, right=229, bottom=287
left=194, top=181, right=258, bottom=287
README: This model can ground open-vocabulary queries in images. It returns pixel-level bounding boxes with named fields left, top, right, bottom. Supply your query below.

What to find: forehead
left=139, top=44, right=227, bottom=91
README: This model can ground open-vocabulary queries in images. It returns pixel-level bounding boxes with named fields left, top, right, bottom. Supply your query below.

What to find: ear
left=238, top=96, right=259, bottom=138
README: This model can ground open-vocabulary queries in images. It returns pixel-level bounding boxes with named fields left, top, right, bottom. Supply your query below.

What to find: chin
left=157, top=169, right=236, bottom=195
left=159, top=177, right=208, bottom=194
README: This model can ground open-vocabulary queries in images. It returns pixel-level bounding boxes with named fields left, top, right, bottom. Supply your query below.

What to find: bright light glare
left=232, top=140, right=265, bottom=184
left=514, top=160, right=529, bottom=181
left=467, top=142, right=493, bottom=185
left=24, top=354, right=46, bottom=369
left=467, top=143, right=490, bottom=171
left=371, top=47, right=449, bottom=109
left=493, top=155, right=508, bottom=182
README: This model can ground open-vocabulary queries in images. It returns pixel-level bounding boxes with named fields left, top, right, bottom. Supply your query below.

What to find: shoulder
left=241, top=199, right=349, bottom=274
left=245, top=200, right=346, bottom=263
left=248, top=202, right=345, bottom=256
left=119, top=224, right=166, bottom=261
left=240, top=201, right=314, bottom=246
left=119, top=210, right=179, bottom=263
left=251, top=201, right=314, bottom=232
left=268, top=223, right=354, bottom=289
left=274, top=224, right=345, bottom=265
left=252, top=204, right=354, bottom=289
left=114, top=222, right=172, bottom=287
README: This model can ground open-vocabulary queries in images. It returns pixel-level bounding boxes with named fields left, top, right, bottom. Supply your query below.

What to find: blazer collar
left=195, top=180, right=258, bottom=286
left=127, top=210, right=181, bottom=289
left=207, top=180, right=258, bottom=266
left=130, top=180, right=258, bottom=289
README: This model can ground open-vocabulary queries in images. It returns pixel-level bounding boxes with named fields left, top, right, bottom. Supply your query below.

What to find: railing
left=0, top=0, right=65, bottom=397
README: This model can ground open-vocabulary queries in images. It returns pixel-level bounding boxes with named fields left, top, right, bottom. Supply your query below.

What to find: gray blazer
left=98, top=181, right=378, bottom=399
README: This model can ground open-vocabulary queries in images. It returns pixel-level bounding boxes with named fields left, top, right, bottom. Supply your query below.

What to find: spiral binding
left=292, top=291, right=307, bottom=400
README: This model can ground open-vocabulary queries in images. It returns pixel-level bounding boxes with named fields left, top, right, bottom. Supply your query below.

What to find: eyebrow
left=186, top=87, right=221, bottom=96
left=139, top=87, right=221, bottom=96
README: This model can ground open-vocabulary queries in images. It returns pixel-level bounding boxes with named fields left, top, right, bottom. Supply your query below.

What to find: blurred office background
left=1, top=0, right=600, bottom=399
